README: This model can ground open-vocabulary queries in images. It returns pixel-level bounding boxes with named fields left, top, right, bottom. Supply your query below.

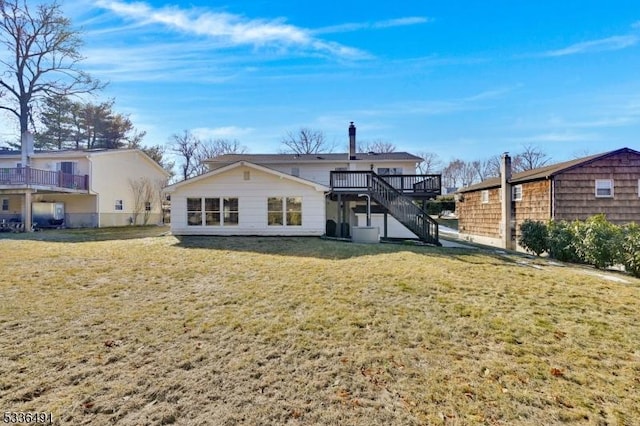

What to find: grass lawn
left=1, top=227, right=639, bottom=425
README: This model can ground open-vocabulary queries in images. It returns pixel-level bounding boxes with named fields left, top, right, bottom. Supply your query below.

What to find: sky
left=5, top=0, right=640, bottom=165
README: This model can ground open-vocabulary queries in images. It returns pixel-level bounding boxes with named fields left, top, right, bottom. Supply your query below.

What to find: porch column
left=23, top=190, right=32, bottom=232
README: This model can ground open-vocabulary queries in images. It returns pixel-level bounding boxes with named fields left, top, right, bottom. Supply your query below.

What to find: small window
left=115, top=200, right=123, bottom=211
left=291, top=167, right=300, bottom=177
left=595, top=179, right=613, bottom=198
left=481, top=190, right=489, bottom=204
left=144, top=202, right=151, bottom=212
left=1, top=199, right=8, bottom=211
left=243, top=171, right=250, bottom=181
left=512, top=185, right=523, bottom=201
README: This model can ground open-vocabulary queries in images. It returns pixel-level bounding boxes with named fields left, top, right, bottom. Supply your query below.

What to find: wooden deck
left=330, top=171, right=441, bottom=198
left=0, top=166, right=89, bottom=191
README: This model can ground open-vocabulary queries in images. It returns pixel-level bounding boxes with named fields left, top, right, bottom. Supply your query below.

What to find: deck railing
left=0, top=166, right=88, bottom=190
left=330, top=171, right=441, bottom=197
left=329, top=170, right=440, bottom=245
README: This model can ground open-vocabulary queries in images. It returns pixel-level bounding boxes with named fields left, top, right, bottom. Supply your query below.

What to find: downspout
left=87, top=155, right=100, bottom=228
left=500, top=153, right=513, bottom=250
left=550, top=177, right=555, bottom=220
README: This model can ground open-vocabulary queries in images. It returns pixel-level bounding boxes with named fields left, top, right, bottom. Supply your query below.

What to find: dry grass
left=1, top=227, right=639, bottom=425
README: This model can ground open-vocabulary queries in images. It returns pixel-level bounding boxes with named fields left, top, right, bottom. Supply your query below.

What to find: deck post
left=337, top=193, right=342, bottom=238
left=23, top=190, right=32, bottom=232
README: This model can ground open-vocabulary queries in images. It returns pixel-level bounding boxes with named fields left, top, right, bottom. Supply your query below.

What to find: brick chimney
left=348, top=122, right=356, bottom=160
left=500, top=152, right=513, bottom=250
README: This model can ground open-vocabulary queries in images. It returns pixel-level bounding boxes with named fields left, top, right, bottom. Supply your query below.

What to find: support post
left=23, top=191, right=32, bottom=232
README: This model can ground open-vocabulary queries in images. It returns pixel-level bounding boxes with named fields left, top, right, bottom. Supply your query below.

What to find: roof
left=164, top=161, right=330, bottom=192
left=205, top=152, right=423, bottom=163
left=458, top=147, right=640, bottom=193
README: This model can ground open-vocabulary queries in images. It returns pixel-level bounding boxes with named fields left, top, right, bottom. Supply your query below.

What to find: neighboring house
left=456, top=147, right=640, bottom=250
left=165, top=123, right=442, bottom=243
left=0, top=141, right=170, bottom=229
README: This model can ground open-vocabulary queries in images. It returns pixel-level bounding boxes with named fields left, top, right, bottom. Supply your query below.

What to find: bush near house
left=519, top=214, right=640, bottom=277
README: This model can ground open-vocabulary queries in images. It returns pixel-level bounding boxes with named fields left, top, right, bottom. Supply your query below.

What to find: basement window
left=481, top=190, right=489, bottom=204
left=512, top=185, right=523, bottom=202
left=595, top=179, right=614, bottom=198
left=1, top=198, right=8, bottom=211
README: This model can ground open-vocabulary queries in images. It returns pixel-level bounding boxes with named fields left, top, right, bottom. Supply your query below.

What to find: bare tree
left=359, top=139, right=396, bottom=153
left=129, top=177, right=155, bottom=225
left=442, top=159, right=465, bottom=189
left=416, top=151, right=442, bottom=174
left=281, top=127, right=334, bottom=154
left=0, top=0, right=104, bottom=139
left=170, top=130, right=199, bottom=181
left=193, top=138, right=247, bottom=175
left=471, top=157, right=500, bottom=182
left=513, top=144, right=551, bottom=172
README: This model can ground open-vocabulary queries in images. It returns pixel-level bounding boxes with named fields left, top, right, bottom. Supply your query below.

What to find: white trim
left=595, top=179, right=614, bottom=198
left=512, top=185, right=523, bottom=201
left=481, top=190, right=489, bottom=204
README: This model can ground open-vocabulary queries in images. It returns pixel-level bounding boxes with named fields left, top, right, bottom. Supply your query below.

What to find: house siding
left=457, top=187, right=502, bottom=240
left=553, top=152, right=640, bottom=224
left=513, top=180, right=551, bottom=243
left=170, top=165, right=326, bottom=236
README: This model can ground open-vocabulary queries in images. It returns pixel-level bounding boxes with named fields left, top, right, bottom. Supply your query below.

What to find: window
left=268, top=197, right=283, bottom=225
left=115, top=200, right=123, bottom=211
left=268, top=197, right=302, bottom=226
left=286, top=197, right=302, bottom=226
left=187, top=198, right=202, bottom=226
left=481, top=190, right=489, bottom=204
left=204, top=198, right=220, bottom=225
left=291, top=167, right=300, bottom=177
left=377, top=167, right=403, bottom=175
left=595, top=179, right=614, bottom=198
left=1, top=199, right=8, bottom=211
left=144, top=202, right=152, bottom=212
left=243, top=171, right=250, bottom=181
left=512, top=185, right=523, bottom=201
left=223, top=198, right=239, bottom=225
left=58, top=161, right=77, bottom=175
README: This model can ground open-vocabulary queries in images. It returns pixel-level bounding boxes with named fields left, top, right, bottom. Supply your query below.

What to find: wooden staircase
left=369, top=172, right=440, bottom=245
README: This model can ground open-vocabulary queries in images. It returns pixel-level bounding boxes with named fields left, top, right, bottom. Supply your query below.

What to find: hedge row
left=518, top=214, right=640, bottom=277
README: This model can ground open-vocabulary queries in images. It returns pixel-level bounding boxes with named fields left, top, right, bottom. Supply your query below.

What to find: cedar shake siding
left=553, top=151, right=640, bottom=224
left=457, top=187, right=502, bottom=239
left=456, top=148, right=640, bottom=250
left=513, top=180, right=551, bottom=242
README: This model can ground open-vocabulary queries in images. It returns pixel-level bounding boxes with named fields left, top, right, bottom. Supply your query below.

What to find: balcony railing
left=330, top=171, right=441, bottom=197
left=0, top=166, right=88, bottom=191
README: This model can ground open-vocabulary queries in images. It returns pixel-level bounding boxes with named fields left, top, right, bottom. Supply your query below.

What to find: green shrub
left=621, top=223, right=640, bottom=278
left=518, top=220, right=548, bottom=256
left=573, top=214, right=623, bottom=269
left=547, top=220, right=581, bottom=263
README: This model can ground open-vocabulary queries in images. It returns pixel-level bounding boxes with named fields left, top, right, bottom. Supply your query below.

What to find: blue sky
left=33, top=1, right=640, bottom=163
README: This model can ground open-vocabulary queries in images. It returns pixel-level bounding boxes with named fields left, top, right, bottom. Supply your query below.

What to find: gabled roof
left=164, top=161, right=330, bottom=192
left=205, top=152, right=423, bottom=164
left=458, top=147, right=640, bottom=193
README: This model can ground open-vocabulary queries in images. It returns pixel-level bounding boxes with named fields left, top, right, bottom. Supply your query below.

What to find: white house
left=0, top=143, right=170, bottom=229
left=165, top=123, right=443, bottom=244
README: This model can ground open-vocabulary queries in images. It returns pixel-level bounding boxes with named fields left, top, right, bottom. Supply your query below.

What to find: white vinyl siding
left=169, top=166, right=325, bottom=236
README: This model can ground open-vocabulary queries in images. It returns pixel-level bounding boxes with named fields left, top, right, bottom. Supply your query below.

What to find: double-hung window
left=512, top=185, right=523, bottom=201
left=481, top=190, right=489, bottom=204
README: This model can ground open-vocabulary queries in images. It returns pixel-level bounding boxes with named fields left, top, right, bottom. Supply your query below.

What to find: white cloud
left=95, top=0, right=367, bottom=59
left=543, top=35, right=638, bottom=57
left=191, top=126, right=254, bottom=140
left=313, top=16, right=431, bottom=35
